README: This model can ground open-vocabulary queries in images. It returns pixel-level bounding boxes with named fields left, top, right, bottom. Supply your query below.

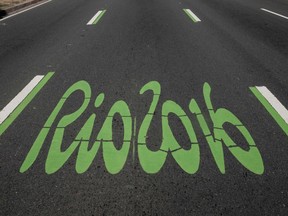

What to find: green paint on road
left=0, top=72, right=54, bottom=137
left=183, top=9, right=200, bottom=23
left=250, top=87, right=288, bottom=136
left=189, top=83, right=264, bottom=175
left=20, top=80, right=264, bottom=175
left=138, top=81, right=200, bottom=174
left=93, top=10, right=106, bottom=25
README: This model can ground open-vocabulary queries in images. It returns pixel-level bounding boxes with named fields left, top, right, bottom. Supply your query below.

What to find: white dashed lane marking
left=87, top=10, right=106, bottom=25
left=256, top=86, right=288, bottom=124
left=183, top=9, right=201, bottom=23
left=0, top=76, right=44, bottom=124
left=250, top=86, right=288, bottom=136
left=261, top=8, right=288, bottom=20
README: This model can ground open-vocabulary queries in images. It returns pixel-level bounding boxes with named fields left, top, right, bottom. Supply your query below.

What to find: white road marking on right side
left=0, top=0, right=52, bottom=22
left=261, top=8, right=288, bottom=20
left=256, top=86, right=288, bottom=124
left=0, top=75, right=44, bottom=124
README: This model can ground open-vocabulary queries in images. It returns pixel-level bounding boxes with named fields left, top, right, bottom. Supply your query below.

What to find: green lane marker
left=183, top=9, right=201, bottom=23
left=250, top=87, right=288, bottom=136
left=0, top=72, right=54, bottom=137
left=93, top=10, right=106, bottom=25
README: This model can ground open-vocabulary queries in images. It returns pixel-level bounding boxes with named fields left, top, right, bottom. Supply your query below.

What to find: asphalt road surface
left=0, top=0, right=288, bottom=215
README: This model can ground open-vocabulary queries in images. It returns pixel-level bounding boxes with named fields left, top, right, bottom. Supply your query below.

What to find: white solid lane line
left=87, top=10, right=103, bottom=25
left=0, top=75, right=44, bottom=124
left=256, top=86, right=288, bottom=124
left=0, top=0, right=52, bottom=22
left=184, top=9, right=201, bottom=22
left=261, top=8, right=288, bottom=20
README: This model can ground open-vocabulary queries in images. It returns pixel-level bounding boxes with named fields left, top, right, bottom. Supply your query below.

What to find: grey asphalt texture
left=0, top=0, right=288, bottom=215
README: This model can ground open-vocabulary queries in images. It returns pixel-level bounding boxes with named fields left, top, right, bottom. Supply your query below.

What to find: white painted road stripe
left=256, top=86, right=288, bottom=124
left=184, top=9, right=201, bottom=22
left=0, top=75, right=44, bottom=124
left=261, top=8, right=288, bottom=20
left=0, top=0, right=52, bottom=22
left=87, top=10, right=103, bottom=25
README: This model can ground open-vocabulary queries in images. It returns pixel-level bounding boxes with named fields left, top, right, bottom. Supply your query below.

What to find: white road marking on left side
left=261, top=8, right=288, bottom=20
left=256, top=86, right=288, bottom=124
left=0, top=0, right=52, bottom=22
left=0, top=75, right=44, bottom=124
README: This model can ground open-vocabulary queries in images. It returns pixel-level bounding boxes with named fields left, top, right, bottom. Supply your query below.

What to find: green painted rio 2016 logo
left=20, top=81, right=264, bottom=175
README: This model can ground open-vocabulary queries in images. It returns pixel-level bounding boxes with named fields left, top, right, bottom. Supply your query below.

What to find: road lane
left=0, top=0, right=287, bottom=215
left=0, top=0, right=110, bottom=108
left=181, top=0, right=288, bottom=109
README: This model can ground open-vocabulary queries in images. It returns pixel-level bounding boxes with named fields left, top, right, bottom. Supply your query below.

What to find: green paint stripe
left=0, top=72, right=54, bottom=137
left=183, top=9, right=197, bottom=23
left=250, top=87, right=288, bottom=136
left=93, top=10, right=106, bottom=25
